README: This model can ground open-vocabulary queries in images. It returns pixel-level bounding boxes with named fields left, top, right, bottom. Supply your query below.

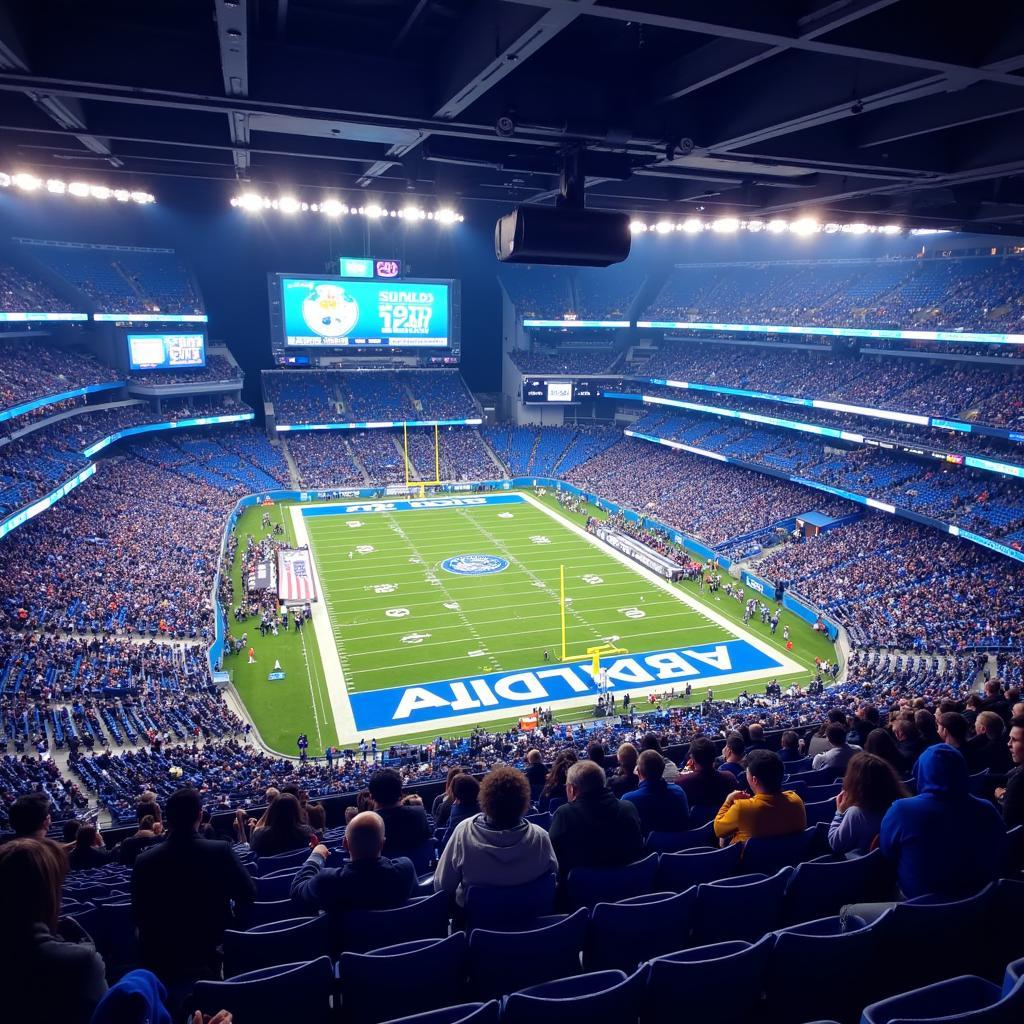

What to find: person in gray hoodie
left=433, top=765, right=557, bottom=907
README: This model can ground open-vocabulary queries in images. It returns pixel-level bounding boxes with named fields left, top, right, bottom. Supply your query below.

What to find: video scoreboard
left=521, top=378, right=604, bottom=404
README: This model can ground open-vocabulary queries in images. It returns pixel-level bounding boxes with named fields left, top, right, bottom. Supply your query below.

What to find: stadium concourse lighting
left=0, top=171, right=154, bottom=203
left=229, top=191, right=463, bottom=223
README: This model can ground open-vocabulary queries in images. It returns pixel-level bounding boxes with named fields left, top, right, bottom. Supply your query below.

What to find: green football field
left=226, top=491, right=837, bottom=755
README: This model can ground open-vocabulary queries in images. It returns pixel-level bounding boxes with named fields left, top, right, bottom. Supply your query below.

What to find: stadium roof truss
left=1, top=0, right=1024, bottom=232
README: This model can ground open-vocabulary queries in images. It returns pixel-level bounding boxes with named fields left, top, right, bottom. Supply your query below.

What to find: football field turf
left=227, top=491, right=836, bottom=755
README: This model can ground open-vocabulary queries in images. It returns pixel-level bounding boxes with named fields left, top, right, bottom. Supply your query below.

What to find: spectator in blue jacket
left=622, top=750, right=690, bottom=834
left=879, top=743, right=1006, bottom=899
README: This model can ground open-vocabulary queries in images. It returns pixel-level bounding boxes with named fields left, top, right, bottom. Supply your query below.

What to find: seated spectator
left=0, top=838, right=108, bottom=1024
left=442, top=774, right=481, bottom=845
left=67, top=825, right=112, bottom=872
left=368, top=768, right=431, bottom=859
left=829, top=752, right=908, bottom=856
left=937, top=711, right=970, bottom=755
left=608, top=742, right=639, bottom=798
left=549, top=760, right=643, bottom=881
left=714, top=750, right=807, bottom=845
left=622, top=750, right=690, bottom=834
left=678, top=736, right=738, bottom=816
left=119, top=813, right=163, bottom=867
left=587, top=742, right=607, bottom=766
left=981, top=679, right=1011, bottom=722
left=433, top=766, right=557, bottom=906
left=8, top=792, right=51, bottom=840
left=808, top=711, right=849, bottom=757
left=811, top=724, right=862, bottom=775
left=541, top=750, right=577, bottom=805
left=745, top=723, right=770, bottom=753
left=965, top=711, right=1013, bottom=776
left=864, top=728, right=912, bottom=778
left=640, top=733, right=678, bottom=780
left=777, top=731, right=803, bottom=763
left=915, top=709, right=941, bottom=748
left=249, top=792, right=314, bottom=857
left=431, top=767, right=465, bottom=829
left=996, top=715, right=1024, bottom=826
left=132, top=788, right=256, bottom=988
left=893, top=718, right=925, bottom=770
left=290, top=811, right=417, bottom=919
left=306, top=802, right=327, bottom=839
left=879, top=744, right=1006, bottom=899
left=717, top=733, right=747, bottom=782
left=523, top=750, right=547, bottom=796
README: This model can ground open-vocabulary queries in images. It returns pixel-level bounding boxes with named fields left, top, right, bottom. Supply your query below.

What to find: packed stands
left=510, top=348, right=619, bottom=374
left=482, top=425, right=619, bottom=478
left=0, top=264, right=75, bottom=312
left=264, top=371, right=340, bottom=426
left=499, top=265, right=574, bottom=318
left=129, top=352, right=242, bottom=387
left=286, top=432, right=364, bottom=488
left=0, top=342, right=120, bottom=415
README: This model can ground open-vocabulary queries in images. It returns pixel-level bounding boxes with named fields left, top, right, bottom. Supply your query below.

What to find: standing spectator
left=549, top=760, right=643, bottom=881
left=434, top=765, right=557, bottom=906
left=811, top=724, right=862, bottom=775
left=622, top=750, right=690, bottom=834
left=249, top=793, right=314, bottom=857
left=828, top=753, right=908, bottom=856
left=879, top=744, right=1006, bottom=899
left=368, top=768, right=431, bottom=859
left=132, top=788, right=256, bottom=990
left=714, top=750, right=807, bottom=845
left=0, top=838, right=108, bottom=1024
left=996, top=715, right=1024, bottom=827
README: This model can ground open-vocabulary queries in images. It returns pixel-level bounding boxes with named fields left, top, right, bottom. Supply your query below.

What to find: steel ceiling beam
left=214, top=0, right=250, bottom=176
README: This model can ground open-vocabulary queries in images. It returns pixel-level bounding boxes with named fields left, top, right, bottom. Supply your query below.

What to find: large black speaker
left=494, top=206, right=631, bottom=267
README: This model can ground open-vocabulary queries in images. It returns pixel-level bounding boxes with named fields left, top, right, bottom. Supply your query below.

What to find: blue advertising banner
left=301, top=493, right=524, bottom=519
left=783, top=590, right=839, bottom=640
left=348, top=638, right=788, bottom=730
left=280, top=277, right=450, bottom=347
left=741, top=570, right=780, bottom=602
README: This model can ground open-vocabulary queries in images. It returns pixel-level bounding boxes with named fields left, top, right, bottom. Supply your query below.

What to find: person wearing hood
left=433, top=765, right=557, bottom=907
left=879, top=743, right=1006, bottom=899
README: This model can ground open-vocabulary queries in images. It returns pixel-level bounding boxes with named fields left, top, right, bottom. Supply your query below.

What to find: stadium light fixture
left=45, top=178, right=66, bottom=194
left=654, top=219, right=674, bottom=234
left=321, top=198, right=345, bottom=217
left=789, top=217, right=820, bottom=236
left=711, top=217, right=740, bottom=233
left=746, top=220, right=765, bottom=232
left=629, top=220, right=648, bottom=233
left=364, top=203, right=384, bottom=218
left=766, top=219, right=788, bottom=234
left=880, top=223, right=902, bottom=235
left=435, top=207, right=458, bottom=225
left=278, top=196, right=300, bottom=214
left=681, top=218, right=703, bottom=233
left=228, top=191, right=462, bottom=223
left=842, top=223, right=871, bottom=234
left=11, top=172, right=42, bottom=191
left=0, top=172, right=153, bottom=204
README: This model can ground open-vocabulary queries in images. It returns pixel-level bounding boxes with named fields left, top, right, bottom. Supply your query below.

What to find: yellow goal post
left=559, top=564, right=627, bottom=678
left=402, top=421, right=442, bottom=497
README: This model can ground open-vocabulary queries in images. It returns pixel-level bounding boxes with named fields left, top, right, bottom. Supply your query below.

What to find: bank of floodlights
left=626, top=217, right=945, bottom=236
left=230, top=191, right=464, bottom=224
left=0, top=172, right=154, bottom=204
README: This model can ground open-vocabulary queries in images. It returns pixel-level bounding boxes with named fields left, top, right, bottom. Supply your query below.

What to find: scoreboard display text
left=522, top=378, right=603, bottom=403
left=279, top=276, right=450, bottom=348
left=127, top=333, right=206, bottom=370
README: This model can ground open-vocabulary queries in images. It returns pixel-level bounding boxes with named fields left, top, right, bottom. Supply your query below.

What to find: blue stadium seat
left=379, top=1003, right=500, bottom=1024
left=655, top=843, right=743, bottom=891
left=585, top=888, right=697, bottom=971
left=500, top=968, right=645, bottom=1024
left=244, top=898, right=310, bottom=928
left=340, top=890, right=449, bottom=953
left=94, top=900, right=138, bottom=978
left=255, top=870, right=299, bottom=902
left=784, top=850, right=891, bottom=925
left=692, top=867, right=793, bottom=944
left=642, top=936, right=774, bottom=1024
left=192, top=956, right=334, bottom=1024
left=338, top=933, right=468, bottom=1024
left=860, top=974, right=1024, bottom=1024
left=524, top=812, right=551, bottom=831
left=742, top=827, right=817, bottom=875
left=224, top=914, right=330, bottom=978
left=1003, top=958, right=1024, bottom=997
left=468, top=908, right=588, bottom=1000
left=646, top=821, right=715, bottom=852
left=806, top=783, right=844, bottom=802
left=256, top=848, right=312, bottom=874
left=566, top=853, right=659, bottom=909
left=804, top=798, right=840, bottom=828
left=464, top=873, right=556, bottom=932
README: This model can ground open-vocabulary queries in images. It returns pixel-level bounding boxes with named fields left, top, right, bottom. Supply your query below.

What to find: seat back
left=784, top=850, right=891, bottom=926
left=804, top=798, right=839, bottom=828
left=255, top=871, right=299, bottom=902
left=501, top=967, right=645, bottom=1024
left=223, top=914, right=330, bottom=978
left=192, top=956, right=334, bottom=1024
left=655, top=844, right=742, bottom=891
left=244, top=898, right=309, bottom=928
left=646, top=821, right=715, bottom=852
left=377, top=1002, right=500, bottom=1024
left=566, top=853, right=659, bottom=909
left=692, top=867, right=793, bottom=945
left=468, top=908, right=588, bottom=1000
left=465, top=874, right=556, bottom=932
left=340, top=890, right=449, bottom=953
left=585, top=889, right=697, bottom=972
left=339, top=933, right=468, bottom=1024
left=256, top=847, right=312, bottom=874
left=742, top=828, right=815, bottom=875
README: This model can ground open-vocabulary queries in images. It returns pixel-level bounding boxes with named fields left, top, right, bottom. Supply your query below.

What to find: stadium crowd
left=0, top=342, right=120, bottom=415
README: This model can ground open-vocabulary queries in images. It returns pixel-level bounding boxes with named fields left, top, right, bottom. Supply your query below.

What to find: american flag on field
left=278, top=549, right=318, bottom=603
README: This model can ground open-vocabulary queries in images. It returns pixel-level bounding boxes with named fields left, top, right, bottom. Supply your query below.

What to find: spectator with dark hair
left=893, top=718, right=925, bottom=771
left=0, top=837, right=108, bottom=1024
left=523, top=750, right=547, bottom=796
left=431, top=767, right=465, bottom=829
left=541, top=750, right=577, bottom=804
left=849, top=705, right=880, bottom=748
left=778, top=731, right=803, bottom=764
left=442, top=773, right=481, bottom=845
left=622, top=750, right=690, bottom=834
left=119, top=813, right=163, bottom=867
left=587, top=741, right=607, bottom=767
left=549, top=760, right=643, bottom=881
left=291, top=811, right=416, bottom=923
left=829, top=752, right=908, bottom=856
left=996, top=715, right=1024, bottom=827
left=937, top=712, right=969, bottom=754
left=811, top=724, right=861, bottom=775
left=131, top=788, right=256, bottom=990
left=68, top=824, right=112, bottom=872
left=714, top=750, right=807, bottom=845
left=608, top=742, right=639, bottom=798
left=717, top=734, right=747, bottom=782
left=679, top=736, right=738, bottom=816
left=981, top=679, right=1011, bottom=723
left=965, top=711, right=1013, bottom=776
left=640, top=733, right=678, bottom=780
left=808, top=710, right=849, bottom=757
left=249, top=792, right=314, bottom=857
left=915, top=709, right=941, bottom=748
left=879, top=744, right=1006, bottom=899
left=864, top=728, right=911, bottom=778
left=368, top=768, right=430, bottom=859
left=434, top=765, right=556, bottom=906
left=9, top=792, right=51, bottom=839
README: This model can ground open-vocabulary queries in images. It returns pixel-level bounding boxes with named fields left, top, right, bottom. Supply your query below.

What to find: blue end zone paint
left=301, top=493, right=525, bottom=518
left=348, top=638, right=787, bottom=731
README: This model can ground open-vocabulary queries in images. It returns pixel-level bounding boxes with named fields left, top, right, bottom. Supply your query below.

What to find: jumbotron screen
left=127, top=333, right=206, bottom=370
left=277, top=275, right=450, bottom=348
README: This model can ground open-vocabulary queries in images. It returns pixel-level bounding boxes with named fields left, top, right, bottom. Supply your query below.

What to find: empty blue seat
left=786, top=767, right=835, bottom=787
left=566, top=853, right=659, bottom=909
left=782, top=758, right=813, bottom=775
left=255, top=871, right=299, bottom=902
left=743, top=828, right=816, bottom=875
left=806, top=783, right=844, bottom=802
left=1004, top=958, right=1024, bottom=997
left=860, top=973, right=1024, bottom=1024
left=501, top=968, right=645, bottom=1024
left=340, top=890, right=449, bottom=953
left=256, top=848, right=312, bottom=874
left=464, top=873, right=556, bottom=932
left=468, top=908, right=588, bottom=1000
left=192, top=956, right=334, bottom=1024
left=646, top=821, right=715, bottom=852
left=94, top=901, right=138, bottom=977
left=585, top=888, right=697, bottom=971
left=642, top=936, right=774, bottom=1024
left=339, top=933, right=467, bottom=1024
left=224, top=914, right=330, bottom=978
left=379, top=1002, right=499, bottom=1024
left=692, top=867, right=792, bottom=945
left=656, top=844, right=742, bottom=891
left=784, top=850, right=891, bottom=925
left=804, top=798, right=839, bottom=828
left=524, top=812, right=551, bottom=831
left=244, top=898, right=310, bottom=928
